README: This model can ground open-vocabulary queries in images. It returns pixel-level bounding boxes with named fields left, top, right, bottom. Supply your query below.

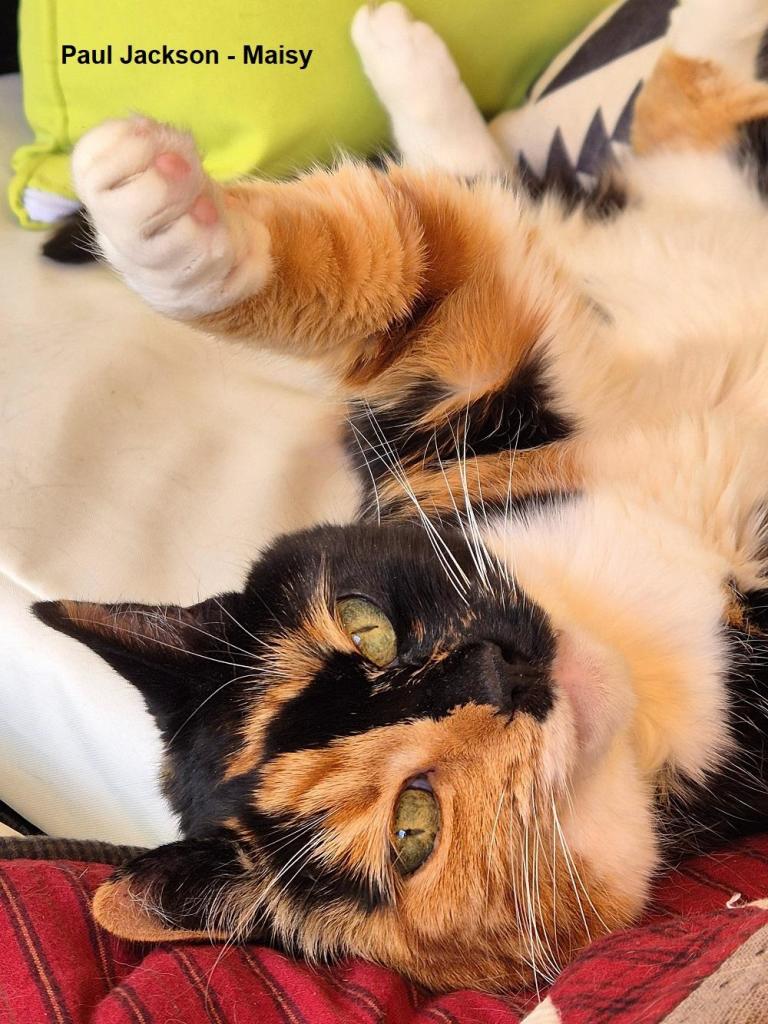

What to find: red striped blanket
left=2, top=833, right=768, bottom=1024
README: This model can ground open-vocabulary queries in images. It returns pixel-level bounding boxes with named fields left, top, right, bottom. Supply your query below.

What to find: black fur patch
left=662, top=597, right=768, bottom=857
left=346, top=357, right=572, bottom=518
left=263, top=641, right=552, bottom=760
left=257, top=525, right=553, bottom=756
left=735, top=34, right=768, bottom=202
left=241, top=808, right=388, bottom=912
left=41, top=209, right=98, bottom=264
left=738, top=118, right=768, bottom=200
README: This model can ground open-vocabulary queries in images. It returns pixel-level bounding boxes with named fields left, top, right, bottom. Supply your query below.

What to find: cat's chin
left=552, top=627, right=634, bottom=765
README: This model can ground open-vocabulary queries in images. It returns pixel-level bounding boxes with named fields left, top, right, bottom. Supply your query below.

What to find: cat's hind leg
left=351, top=3, right=509, bottom=177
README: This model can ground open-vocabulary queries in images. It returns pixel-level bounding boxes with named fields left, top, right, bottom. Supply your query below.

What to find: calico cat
left=32, top=0, right=768, bottom=994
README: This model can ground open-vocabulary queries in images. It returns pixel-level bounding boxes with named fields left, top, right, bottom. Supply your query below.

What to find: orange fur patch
left=376, top=443, right=583, bottom=520
left=92, top=878, right=223, bottom=943
left=51, top=600, right=192, bottom=652
left=633, top=51, right=768, bottom=156
left=255, top=707, right=633, bottom=991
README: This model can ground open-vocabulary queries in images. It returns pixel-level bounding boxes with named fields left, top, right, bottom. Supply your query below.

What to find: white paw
left=72, top=117, right=269, bottom=319
left=668, top=0, right=768, bottom=79
left=351, top=3, right=461, bottom=120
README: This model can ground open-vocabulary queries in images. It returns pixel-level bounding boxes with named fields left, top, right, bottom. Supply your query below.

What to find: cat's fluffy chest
left=521, top=151, right=768, bottom=588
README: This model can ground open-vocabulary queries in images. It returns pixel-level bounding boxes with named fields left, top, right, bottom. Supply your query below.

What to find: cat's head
left=35, top=515, right=710, bottom=992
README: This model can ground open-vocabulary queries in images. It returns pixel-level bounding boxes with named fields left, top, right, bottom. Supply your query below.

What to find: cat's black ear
left=32, top=596, right=247, bottom=729
left=93, top=834, right=258, bottom=943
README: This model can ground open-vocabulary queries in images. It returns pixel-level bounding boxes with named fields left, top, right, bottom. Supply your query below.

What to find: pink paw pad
left=190, top=194, right=219, bottom=225
left=154, top=152, right=191, bottom=181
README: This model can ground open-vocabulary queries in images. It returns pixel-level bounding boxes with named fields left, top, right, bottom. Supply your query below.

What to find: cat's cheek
left=566, top=759, right=659, bottom=920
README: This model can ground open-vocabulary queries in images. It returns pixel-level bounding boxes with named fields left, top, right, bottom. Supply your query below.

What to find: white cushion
left=0, top=74, right=358, bottom=843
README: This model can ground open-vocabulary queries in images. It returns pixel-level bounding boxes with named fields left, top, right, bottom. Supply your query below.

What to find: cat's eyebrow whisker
left=493, top=442, right=520, bottom=601
left=460, top=398, right=496, bottom=593
left=256, top=819, right=321, bottom=855
left=433, top=435, right=487, bottom=587
left=250, top=834, right=325, bottom=934
left=446, top=407, right=491, bottom=593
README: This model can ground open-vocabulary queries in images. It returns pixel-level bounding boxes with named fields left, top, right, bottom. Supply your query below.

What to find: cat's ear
left=93, top=834, right=257, bottom=942
left=32, top=595, right=246, bottom=728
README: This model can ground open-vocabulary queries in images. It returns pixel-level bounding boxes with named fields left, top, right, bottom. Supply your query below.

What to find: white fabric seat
left=0, top=74, right=357, bottom=844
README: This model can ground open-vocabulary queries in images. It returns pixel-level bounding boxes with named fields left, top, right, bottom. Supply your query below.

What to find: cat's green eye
left=392, top=784, right=440, bottom=876
left=336, top=596, right=397, bottom=667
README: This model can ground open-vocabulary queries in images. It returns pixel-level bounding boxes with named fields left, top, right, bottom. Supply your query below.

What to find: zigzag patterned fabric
left=496, top=0, right=677, bottom=191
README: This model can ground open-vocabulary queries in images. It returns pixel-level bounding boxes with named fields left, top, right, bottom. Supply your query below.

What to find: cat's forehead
left=242, top=522, right=539, bottom=643
left=246, top=522, right=475, bottom=610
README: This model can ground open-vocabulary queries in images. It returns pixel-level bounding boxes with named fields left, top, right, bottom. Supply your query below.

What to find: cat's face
left=36, top=522, right=650, bottom=992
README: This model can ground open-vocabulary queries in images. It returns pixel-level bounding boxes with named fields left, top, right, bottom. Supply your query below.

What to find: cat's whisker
left=168, top=676, right=246, bottom=742
left=347, top=415, right=383, bottom=524
left=352, top=408, right=471, bottom=601
left=507, top=822, right=539, bottom=990
left=551, top=797, right=591, bottom=944
left=530, top=786, right=560, bottom=980
left=522, top=796, right=558, bottom=984
left=201, top=932, right=240, bottom=1003
left=547, top=786, right=561, bottom=962
left=521, top=813, right=545, bottom=992
left=552, top=792, right=610, bottom=935
left=484, top=786, right=507, bottom=929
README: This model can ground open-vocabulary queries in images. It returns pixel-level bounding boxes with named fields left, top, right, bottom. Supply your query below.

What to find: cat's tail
left=41, top=208, right=98, bottom=264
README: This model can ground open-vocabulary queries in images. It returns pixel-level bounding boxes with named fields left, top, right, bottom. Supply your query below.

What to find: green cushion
left=10, top=0, right=612, bottom=228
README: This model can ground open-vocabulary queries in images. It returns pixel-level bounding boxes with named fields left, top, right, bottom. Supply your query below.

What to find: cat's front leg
left=351, top=2, right=508, bottom=177
left=72, top=117, right=270, bottom=319
left=73, top=115, right=429, bottom=368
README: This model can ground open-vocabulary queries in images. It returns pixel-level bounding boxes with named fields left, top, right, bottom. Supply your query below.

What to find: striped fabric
left=1, top=833, right=768, bottom=1022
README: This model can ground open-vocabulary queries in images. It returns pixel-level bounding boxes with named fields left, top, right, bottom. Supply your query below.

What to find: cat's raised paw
left=72, top=117, right=268, bottom=318
left=352, top=3, right=460, bottom=119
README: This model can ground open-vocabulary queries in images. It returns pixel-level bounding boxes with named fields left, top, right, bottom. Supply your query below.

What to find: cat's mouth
left=552, top=628, right=634, bottom=762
